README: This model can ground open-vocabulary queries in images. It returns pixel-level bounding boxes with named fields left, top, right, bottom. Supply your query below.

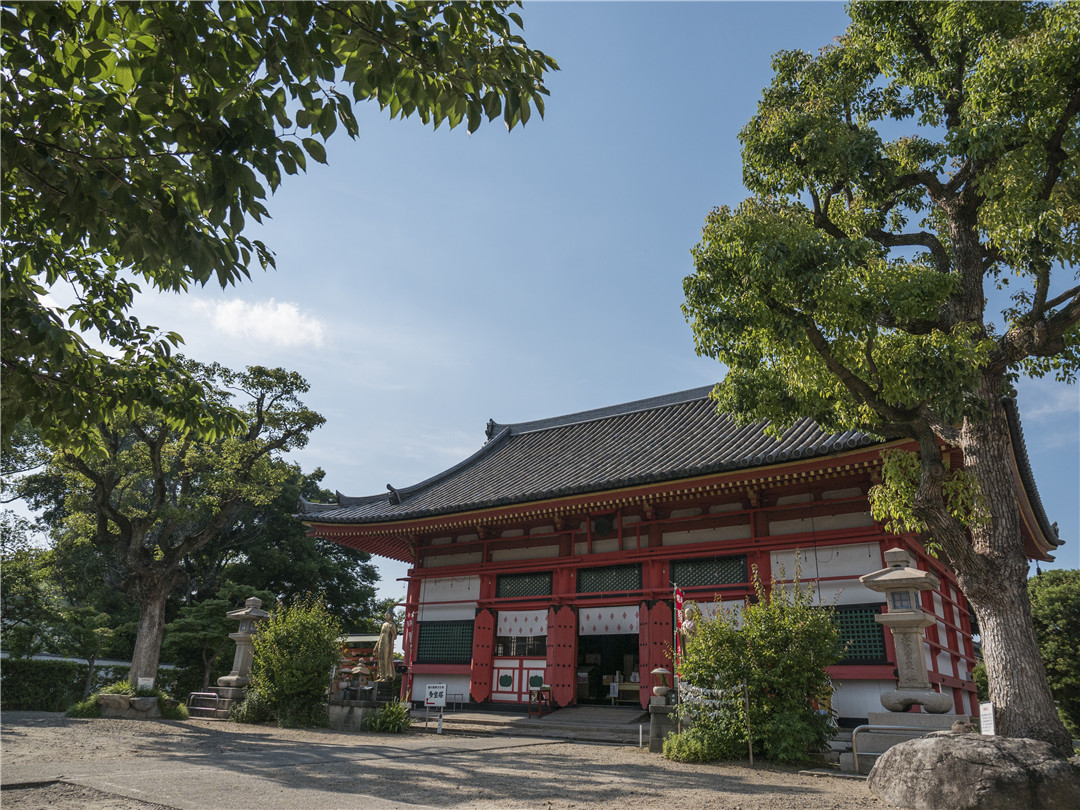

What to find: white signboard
left=979, top=701, right=995, bottom=735
left=137, top=677, right=155, bottom=691
left=425, top=683, right=447, bottom=709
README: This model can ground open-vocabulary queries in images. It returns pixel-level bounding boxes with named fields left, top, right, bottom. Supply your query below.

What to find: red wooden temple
left=301, top=387, right=1061, bottom=724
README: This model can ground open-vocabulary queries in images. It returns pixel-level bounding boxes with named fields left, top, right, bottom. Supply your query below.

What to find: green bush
left=230, top=689, right=274, bottom=724
left=65, top=696, right=102, bottom=718
left=364, top=700, right=412, bottom=733
left=1, top=658, right=85, bottom=711
left=247, top=595, right=342, bottom=728
left=670, top=565, right=840, bottom=765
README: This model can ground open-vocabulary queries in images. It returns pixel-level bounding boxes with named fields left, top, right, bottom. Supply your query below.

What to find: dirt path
left=0, top=712, right=882, bottom=809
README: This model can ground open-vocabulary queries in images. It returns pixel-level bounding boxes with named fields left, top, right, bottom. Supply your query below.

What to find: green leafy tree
left=248, top=595, right=342, bottom=728
left=211, top=467, right=381, bottom=629
left=0, top=512, right=58, bottom=657
left=22, top=363, right=324, bottom=686
left=1, top=1, right=557, bottom=453
left=670, top=569, right=839, bottom=764
left=1029, top=569, right=1080, bottom=737
left=682, top=1, right=1078, bottom=748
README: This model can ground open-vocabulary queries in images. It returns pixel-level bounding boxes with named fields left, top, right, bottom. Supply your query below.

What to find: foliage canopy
left=1, top=1, right=557, bottom=452
left=1029, top=569, right=1080, bottom=736
left=682, top=0, right=1077, bottom=748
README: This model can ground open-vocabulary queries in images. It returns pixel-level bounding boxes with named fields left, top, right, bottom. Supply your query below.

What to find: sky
left=94, top=1, right=1078, bottom=603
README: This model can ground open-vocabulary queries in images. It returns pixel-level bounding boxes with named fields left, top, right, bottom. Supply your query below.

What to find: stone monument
left=216, top=596, right=270, bottom=699
left=859, top=547, right=953, bottom=714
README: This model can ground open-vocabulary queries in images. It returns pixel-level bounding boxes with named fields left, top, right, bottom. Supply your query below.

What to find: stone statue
left=373, top=611, right=397, bottom=682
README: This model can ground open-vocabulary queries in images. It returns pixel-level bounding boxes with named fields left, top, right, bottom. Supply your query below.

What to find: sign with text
left=979, top=701, right=995, bottom=735
left=425, top=683, right=447, bottom=709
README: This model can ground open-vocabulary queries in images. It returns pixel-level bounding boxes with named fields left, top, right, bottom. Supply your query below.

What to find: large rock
left=867, top=732, right=1080, bottom=810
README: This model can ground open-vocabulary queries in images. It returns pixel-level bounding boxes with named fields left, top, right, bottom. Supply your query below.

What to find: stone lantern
left=216, top=596, right=270, bottom=698
left=860, top=548, right=952, bottom=713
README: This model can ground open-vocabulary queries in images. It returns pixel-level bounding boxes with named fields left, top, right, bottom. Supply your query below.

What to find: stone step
left=840, top=750, right=881, bottom=775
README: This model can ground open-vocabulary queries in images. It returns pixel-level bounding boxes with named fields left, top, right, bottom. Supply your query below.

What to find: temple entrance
left=575, top=633, right=639, bottom=705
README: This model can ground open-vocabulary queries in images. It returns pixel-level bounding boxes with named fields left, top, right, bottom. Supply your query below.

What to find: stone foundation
left=327, top=699, right=382, bottom=731
left=97, top=694, right=161, bottom=720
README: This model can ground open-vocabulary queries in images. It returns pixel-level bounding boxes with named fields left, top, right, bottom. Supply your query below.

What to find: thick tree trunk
left=953, top=393, right=1071, bottom=751
left=129, top=589, right=168, bottom=687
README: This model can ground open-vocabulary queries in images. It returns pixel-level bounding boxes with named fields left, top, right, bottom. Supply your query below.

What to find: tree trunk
left=954, top=393, right=1071, bottom=751
left=129, top=589, right=168, bottom=687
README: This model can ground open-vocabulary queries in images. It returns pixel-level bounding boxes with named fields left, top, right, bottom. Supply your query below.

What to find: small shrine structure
left=300, top=387, right=1061, bottom=726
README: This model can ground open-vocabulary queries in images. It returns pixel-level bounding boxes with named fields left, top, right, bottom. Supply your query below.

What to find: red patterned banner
left=674, top=586, right=685, bottom=670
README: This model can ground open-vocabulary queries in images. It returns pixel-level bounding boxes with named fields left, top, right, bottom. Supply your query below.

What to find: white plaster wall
left=424, top=551, right=483, bottom=568
left=418, top=576, right=480, bottom=621
left=490, top=545, right=559, bottom=562
left=708, top=501, right=743, bottom=514
left=769, top=511, right=875, bottom=535
left=662, top=524, right=751, bottom=546
left=830, top=679, right=894, bottom=719
left=812, top=581, right=885, bottom=607
left=821, top=487, right=863, bottom=500
left=771, top=543, right=881, bottom=579
left=408, top=673, right=472, bottom=705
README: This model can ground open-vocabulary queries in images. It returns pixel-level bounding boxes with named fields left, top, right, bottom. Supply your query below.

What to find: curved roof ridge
left=488, top=385, right=716, bottom=437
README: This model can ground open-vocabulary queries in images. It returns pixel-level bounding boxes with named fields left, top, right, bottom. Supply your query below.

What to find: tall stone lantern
left=216, top=596, right=270, bottom=698
left=860, top=548, right=952, bottom=714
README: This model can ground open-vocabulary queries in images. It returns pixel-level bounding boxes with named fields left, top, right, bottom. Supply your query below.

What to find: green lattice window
left=416, top=620, right=474, bottom=664
left=577, top=564, right=642, bottom=594
left=671, top=555, right=748, bottom=588
left=834, top=604, right=887, bottom=664
left=496, top=572, right=553, bottom=598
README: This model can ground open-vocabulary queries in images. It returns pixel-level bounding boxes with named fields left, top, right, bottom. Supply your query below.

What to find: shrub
left=65, top=696, right=102, bottom=718
left=1, top=658, right=85, bottom=711
left=230, top=689, right=274, bottom=724
left=364, top=700, right=412, bottom=733
left=669, top=565, right=840, bottom=765
left=247, top=595, right=342, bottom=728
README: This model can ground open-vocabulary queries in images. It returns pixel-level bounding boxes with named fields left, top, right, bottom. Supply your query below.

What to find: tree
left=207, top=467, right=381, bottom=630
left=248, top=595, right=342, bottom=727
left=682, top=2, right=1077, bottom=748
left=1, top=1, right=557, bottom=453
left=26, top=362, right=324, bottom=686
left=0, top=512, right=57, bottom=657
left=1029, top=569, right=1080, bottom=737
left=669, top=570, right=839, bottom=764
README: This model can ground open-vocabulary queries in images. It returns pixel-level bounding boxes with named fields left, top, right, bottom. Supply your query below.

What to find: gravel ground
left=0, top=712, right=882, bottom=810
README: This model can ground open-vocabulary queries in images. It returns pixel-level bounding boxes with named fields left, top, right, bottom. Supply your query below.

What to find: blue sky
left=123, top=2, right=1077, bottom=602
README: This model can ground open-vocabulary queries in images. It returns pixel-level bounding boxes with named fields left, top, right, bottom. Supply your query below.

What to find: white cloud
left=199, top=298, right=326, bottom=348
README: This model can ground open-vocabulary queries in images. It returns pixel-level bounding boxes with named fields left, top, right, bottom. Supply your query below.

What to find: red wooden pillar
left=400, top=574, right=421, bottom=701
left=545, top=605, right=577, bottom=707
left=470, top=609, right=495, bottom=704
left=637, top=601, right=673, bottom=709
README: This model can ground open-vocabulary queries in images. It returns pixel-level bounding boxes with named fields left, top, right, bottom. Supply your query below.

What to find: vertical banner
left=674, top=586, right=685, bottom=671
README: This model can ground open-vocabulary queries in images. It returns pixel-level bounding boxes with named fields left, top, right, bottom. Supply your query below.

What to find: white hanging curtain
left=497, top=610, right=548, bottom=637
left=578, top=605, right=639, bottom=636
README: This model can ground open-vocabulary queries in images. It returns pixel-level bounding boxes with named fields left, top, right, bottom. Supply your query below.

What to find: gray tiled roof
left=299, top=386, right=879, bottom=525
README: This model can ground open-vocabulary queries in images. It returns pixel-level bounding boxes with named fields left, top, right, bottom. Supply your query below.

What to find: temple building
left=299, top=386, right=1061, bottom=724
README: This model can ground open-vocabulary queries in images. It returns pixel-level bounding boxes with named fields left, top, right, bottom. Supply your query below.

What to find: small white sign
left=425, top=683, right=447, bottom=708
left=979, top=701, right=995, bottom=735
left=137, top=677, right=154, bottom=691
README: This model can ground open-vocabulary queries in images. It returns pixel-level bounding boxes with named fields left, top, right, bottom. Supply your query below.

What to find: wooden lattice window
left=496, top=572, right=553, bottom=598
left=834, top=604, right=888, bottom=664
left=670, top=555, right=748, bottom=588
left=415, top=620, right=474, bottom=664
left=577, top=564, right=642, bottom=594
